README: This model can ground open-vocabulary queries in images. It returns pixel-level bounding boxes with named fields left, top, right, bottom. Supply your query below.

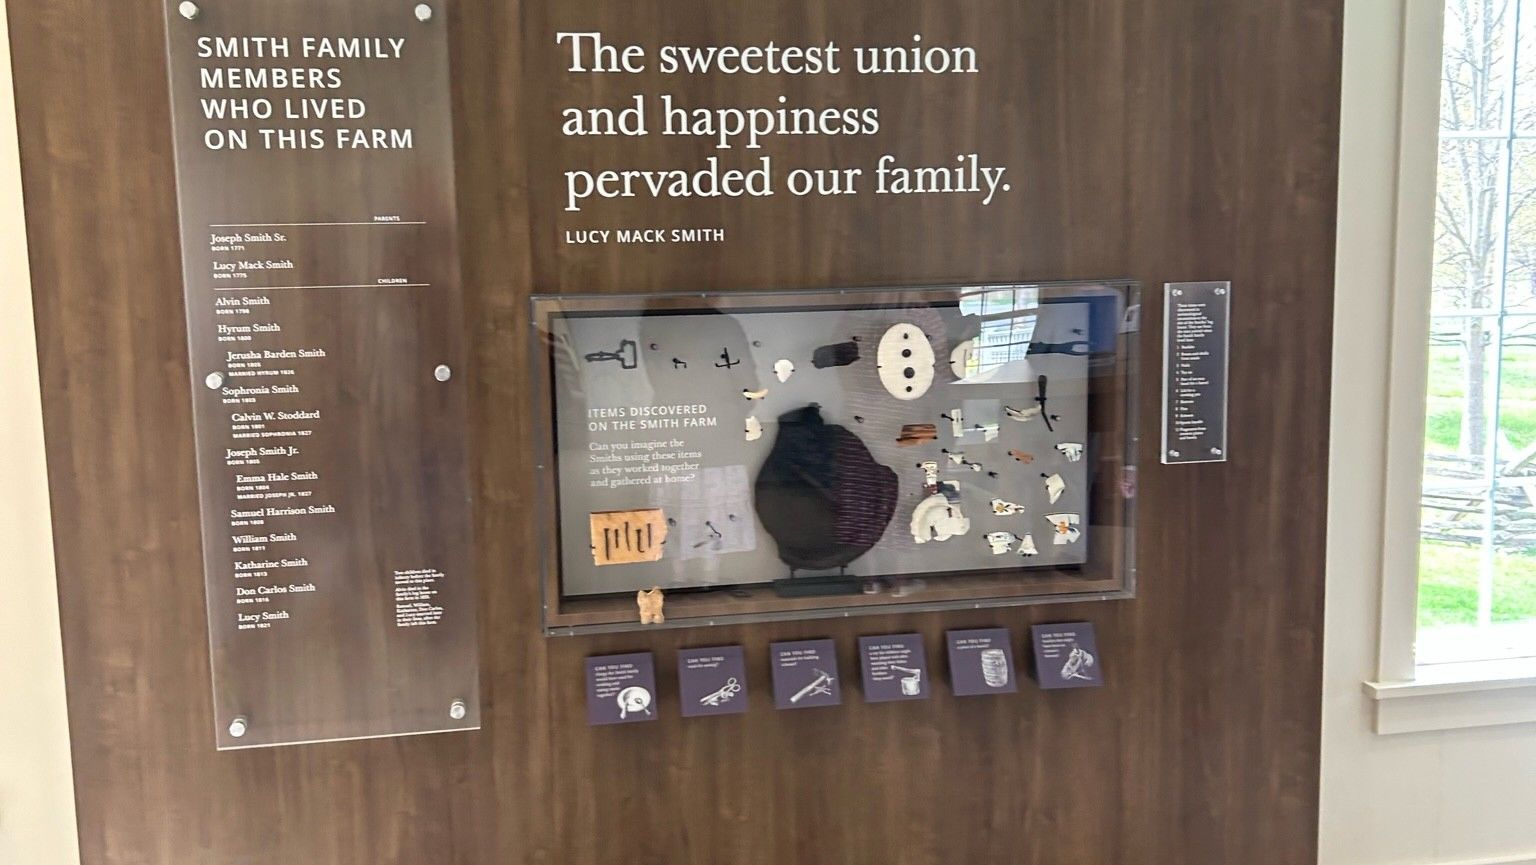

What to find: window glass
left=1420, top=0, right=1536, bottom=664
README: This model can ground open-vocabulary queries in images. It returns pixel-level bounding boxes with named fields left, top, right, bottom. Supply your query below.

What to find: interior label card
left=678, top=646, right=748, bottom=717
left=586, top=652, right=658, bottom=725
left=1162, top=282, right=1231, bottom=465
left=1031, top=622, right=1104, bottom=689
left=858, top=634, right=930, bottom=702
left=770, top=639, right=842, bottom=709
left=946, top=628, right=1018, bottom=696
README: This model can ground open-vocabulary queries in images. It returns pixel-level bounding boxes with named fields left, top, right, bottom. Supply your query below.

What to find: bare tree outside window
left=1419, top=0, right=1536, bottom=662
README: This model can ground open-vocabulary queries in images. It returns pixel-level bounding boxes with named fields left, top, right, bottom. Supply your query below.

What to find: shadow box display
left=530, top=282, right=1139, bottom=634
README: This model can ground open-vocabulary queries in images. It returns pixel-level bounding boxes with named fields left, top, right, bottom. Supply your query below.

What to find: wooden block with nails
left=590, top=508, right=668, bottom=566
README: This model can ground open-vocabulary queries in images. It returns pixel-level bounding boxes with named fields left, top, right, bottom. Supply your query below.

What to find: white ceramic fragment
left=1045, top=473, right=1066, bottom=504
left=1056, top=442, right=1084, bottom=462
left=745, top=416, right=762, bottom=442
left=911, top=495, right=970, bottom=543
left=876, top=323, right=936, bottom=400
left=743, top=388, right=768, bottom=400
left=948, top=408, right=965, bottom=437
left=944, top=451, right=982, bottom=472
left=985, top=531, right=1019, bottom=555
left=1044, top=513, right=1081, bottom=545
left=774, top=359, right=795, bottom=382
left=949, top=338, right=977, bottom=379
left=919, top=460, right=940, bottom=487
left=991, top=499, right=1026, bottom=516
left=1004, top=405, right=1041, bottom=423
left=1017, top=534, right=1039, bottom=556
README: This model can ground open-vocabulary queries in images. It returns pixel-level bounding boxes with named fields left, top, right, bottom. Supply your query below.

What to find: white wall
left=1321, top=1, right=1536, bottom=864
left=0, top=3, right=82, bottom=864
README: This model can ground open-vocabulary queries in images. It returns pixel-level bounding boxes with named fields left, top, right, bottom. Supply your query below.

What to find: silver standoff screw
left=1168, top=450, right=1182, bottom=459
left=205, top=372, right=224, bottom=390
left=178, top=1, right=200, bottom=20
left=414, top=3, right=433, bottom=22
left=449, top=699, right=467, bottom=721
left=1210, top=447, right=1224, bottom=456
left=228, top=716, right=248, bottom=738
left=434, top=364, right=452, bottom=382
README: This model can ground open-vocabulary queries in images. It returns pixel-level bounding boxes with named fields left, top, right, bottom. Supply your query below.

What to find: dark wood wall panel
left=7, top=0, right=1340, bottom=863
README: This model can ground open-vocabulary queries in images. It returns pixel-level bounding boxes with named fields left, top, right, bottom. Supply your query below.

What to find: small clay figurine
left=637, top=587, right=665, bottom=625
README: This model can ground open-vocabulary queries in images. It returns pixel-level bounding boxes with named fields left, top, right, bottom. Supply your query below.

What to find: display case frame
left=529, top=281, right=1139, bottom=635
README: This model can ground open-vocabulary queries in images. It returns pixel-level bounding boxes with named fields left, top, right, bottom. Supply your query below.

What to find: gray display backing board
left=549, top=298, right=1092, bottom=597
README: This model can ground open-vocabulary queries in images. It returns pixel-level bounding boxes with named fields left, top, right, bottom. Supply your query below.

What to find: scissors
left=699, top=677, right=742, bottom=707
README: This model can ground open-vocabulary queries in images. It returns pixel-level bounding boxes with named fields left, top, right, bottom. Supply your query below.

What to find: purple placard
left=678, top=646, right=748, bottom=717
left=770, top=639, right=841, bottom=709
left=1031, top=622, right=1104, bottom=689
left=946, top=628, right=1018, bottom=696
left=858, top=634, right=930, bottom=702
left=585, top=652, right=658, bottom=725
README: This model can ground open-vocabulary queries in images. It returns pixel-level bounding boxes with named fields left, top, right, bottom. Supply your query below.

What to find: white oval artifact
left=774, top=359, right=795, bottom=382
left=877, top=323, right=936, bottom=400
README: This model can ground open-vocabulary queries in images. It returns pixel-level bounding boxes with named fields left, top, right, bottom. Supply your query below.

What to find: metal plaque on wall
left=1161, top=282, right=1230, bottom=465
left=162, top=0, right=477, bottom=748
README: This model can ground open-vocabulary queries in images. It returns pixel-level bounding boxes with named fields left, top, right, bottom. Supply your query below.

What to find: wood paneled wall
left=6, top=1, right=1342, bottom=863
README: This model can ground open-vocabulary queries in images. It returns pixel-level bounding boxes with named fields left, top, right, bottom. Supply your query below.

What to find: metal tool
left=583, top=338, right=638, bottom=370
left=1034, top=374, right=1055, bottom=432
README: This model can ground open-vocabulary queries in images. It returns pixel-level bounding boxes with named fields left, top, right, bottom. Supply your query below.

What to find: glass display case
left=530, top=281, right=1139, bottom=633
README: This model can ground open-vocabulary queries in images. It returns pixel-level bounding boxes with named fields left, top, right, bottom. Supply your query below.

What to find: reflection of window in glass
left=1418, top=0, right=1536, bottom=664
left=957, top=287, right=1038, bottom=379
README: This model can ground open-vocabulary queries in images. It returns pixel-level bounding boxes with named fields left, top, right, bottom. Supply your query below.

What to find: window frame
left=1368, top=0, right=1536, bottom=733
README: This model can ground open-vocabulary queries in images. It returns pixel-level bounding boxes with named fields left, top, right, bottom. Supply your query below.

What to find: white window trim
left=1367, top=0, right=1536, bottom=735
